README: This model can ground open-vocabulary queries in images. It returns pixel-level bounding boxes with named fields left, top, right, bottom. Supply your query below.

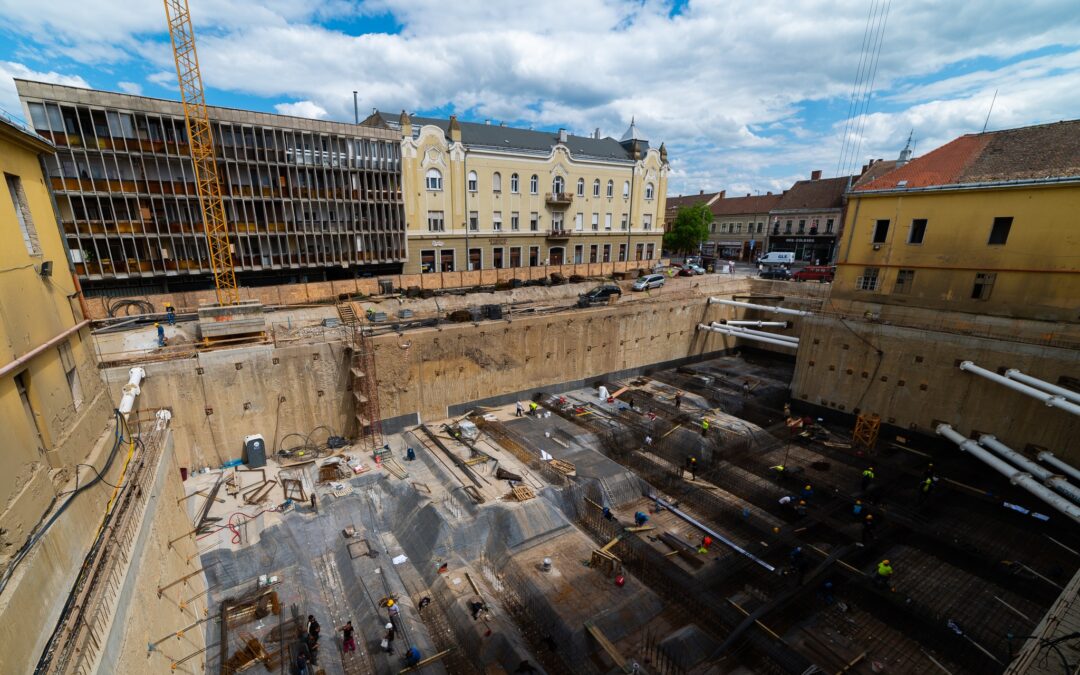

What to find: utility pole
left=353, top=91, right=359, bottom=125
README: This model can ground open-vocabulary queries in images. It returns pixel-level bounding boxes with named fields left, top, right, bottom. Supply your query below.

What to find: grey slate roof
left=375, top=111, right=637, bottom=161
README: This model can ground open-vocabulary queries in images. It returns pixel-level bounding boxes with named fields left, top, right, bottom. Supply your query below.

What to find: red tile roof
left=854, top=119, right=1080, bottom=191
left=709, top=193, right=782, bottom=216
left=774, top=175, right=851, bottom=211
left=665, top=192, right=722, bottom=212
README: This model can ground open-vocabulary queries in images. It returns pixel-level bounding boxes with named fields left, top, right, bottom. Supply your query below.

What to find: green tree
left=663, top=203, right=712, bottom=255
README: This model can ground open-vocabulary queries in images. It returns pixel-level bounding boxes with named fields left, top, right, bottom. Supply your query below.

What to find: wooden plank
left=600, top=536, right=621, bottom=553
left=585, top=622, right=631, bottom=673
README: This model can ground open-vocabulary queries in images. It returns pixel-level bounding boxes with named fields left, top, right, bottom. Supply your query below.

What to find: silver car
left=632, top=273, right=666, bottom=291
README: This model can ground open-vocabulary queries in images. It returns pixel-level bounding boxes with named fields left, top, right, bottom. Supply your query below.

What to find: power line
left=835, top=0, right=880, bottom=178
left=847, top=0, right=892, bottom=179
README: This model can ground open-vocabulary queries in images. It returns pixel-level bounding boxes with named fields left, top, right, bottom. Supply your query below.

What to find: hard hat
left=386, top=623, right=393, bottom=629
left=805, top=484, right=811, bottom=490
left=154, top=322, right=160, bottom=327
left=866, top=514, right=874, bottom=520
left=387, top=599, right=395, bottom=607
left=855, top=499, right=862, bottom=504
left=882, top=559, right=890, bottom=565
left=798, top=499, right=806, bottom=505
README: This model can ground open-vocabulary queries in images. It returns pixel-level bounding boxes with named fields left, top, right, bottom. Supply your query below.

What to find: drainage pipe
left=710, top=322, right=800, bottom=343
left=978, top=435, right=1080, bottom=505
left=697, top=324, right=799, bottom=349
left=1038, top=451, right=1080, bottom=485
left=652, top=496, right=776, bottom=572
left=936, top=424, right=1080, bottom=525
left=1004, top=369, right=1080, bottom=405
left=716, top=320, right=790, bottom=328
left=0, top=319, right=91, bottom=379
left=708, top=297, right=813, bottom=316
left=117, top=367, right=146, bottom=417
left=958, top=361, right=1080, bottom=417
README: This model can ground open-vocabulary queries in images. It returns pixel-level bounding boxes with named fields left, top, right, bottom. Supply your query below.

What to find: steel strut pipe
left=118, top=367, right=146, bottom=418
left=958, top=361, right=1080, bottom=417
left=652, top=496, right=776, bottom=572
left=708, top=297, right=813, bottom=316
left=1004, top=368, right=1080, bottom=405
left=710, top=322, right=799, bottom=343
left=978, top=435, right=1080, bottom=506
left=717, top=320, right=791, bottom=328
left=1038, top=451, right=1080, bottom=485
left=936, top=424, right=1080, bottom=525
left=697, top=323, right=799, bottom=349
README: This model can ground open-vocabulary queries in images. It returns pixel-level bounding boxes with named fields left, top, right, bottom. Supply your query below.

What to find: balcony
left=546, top=228, right=571, bottom=240
left=545, top=192, right=573, bottom=208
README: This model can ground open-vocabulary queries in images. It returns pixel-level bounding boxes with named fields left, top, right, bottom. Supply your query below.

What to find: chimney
left=766, top=191, right=773, bottom=195
left=746, top=193, right=751, bottom=197
left=811, top=169, right=822, bottom=180
left=718, top=190, right=725, bottom=199
left=699, top=189, right=704, bottom=195
left=558, top=128, right=568, bottom=143
left=594, top=128, right=600, bottom=139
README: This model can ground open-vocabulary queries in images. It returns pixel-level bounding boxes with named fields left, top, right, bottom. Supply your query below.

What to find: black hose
left=107, top=298, right=155, bottom=317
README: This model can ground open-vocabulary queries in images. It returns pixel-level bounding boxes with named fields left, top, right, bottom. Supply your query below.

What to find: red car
left=792, top=265, right=835, bottom=282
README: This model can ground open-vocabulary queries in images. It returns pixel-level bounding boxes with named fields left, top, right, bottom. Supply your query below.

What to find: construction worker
left=404, top=647, right=422, bottom=667
left=742, top=380, right=751, bottom=397
left=769, top=464, right=786, bottom=483
left=529, top=401, right=539, bottom=416
left=790, top=546, right=808, bottom=584
left=875, top=559, right=894, bottom=588
left=155, top=322, right=165, bottom=347
left=698, top=535, right=712, bottom=554
left=917, top=476, right=934, bottom=504
left=862, top=514, right=876, bottom=544
left=164, top=302, right=176, bottom=325
left=634, top=511, right=649, bottom=527
left=602, top=506, right=613, bottom=521
left=469, top=600, right=486, bottom=620
left=674, top=392, right=682, bottom=409
left=383, top=622, right=395, bottom=653
left=800, top=483, right=814, bottom=502
left=387, top=598, right=400, bottom=621
left=852, top=499, right=864, bottom=518
left=686, top=456, right=697, bottom=481
left=794, top=499, right=808, bottom=517
left=861, top=466, right=875, bottom=491
left=924, top=463, right=937, bottom=482
left=516, top=401, right=524, bottom=417
left=701, top=418, right=710, bottom=437
left=340, top=621, right=356, bottom=653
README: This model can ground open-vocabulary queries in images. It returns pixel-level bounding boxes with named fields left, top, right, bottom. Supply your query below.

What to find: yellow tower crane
left=162, top=0, right=239, bottom=306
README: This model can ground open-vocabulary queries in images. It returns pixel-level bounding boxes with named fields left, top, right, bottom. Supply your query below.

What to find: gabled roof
left=371, top=111, right=636, bottom=161
left=854, top=119, right=1080, bottom=191
left=709, top=193, right=782, bottom=217
left=851, top=159, right=899, bottom=188
left=773, top=176, right=851, bottom=211
left=665, top=192, right=723, bottom=211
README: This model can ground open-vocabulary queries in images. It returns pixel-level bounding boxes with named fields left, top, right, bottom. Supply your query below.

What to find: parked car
left=686, top=263, right=706, bottom=275
left=577, top=284, right=623, bottom=307
left=759, top=267, right=792, bottom=280
left=676, top=266, right=696, bottom=277
left=792, top=265, right=835, bottom=282
left=632, top=273, right=666, bottom=291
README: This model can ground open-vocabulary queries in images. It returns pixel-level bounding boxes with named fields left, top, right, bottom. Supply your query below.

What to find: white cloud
left=273, top=100, right=329, bottom=119
left=0, top=61, right=89, bottom=121
left=117, top=80, right=142, bottom=95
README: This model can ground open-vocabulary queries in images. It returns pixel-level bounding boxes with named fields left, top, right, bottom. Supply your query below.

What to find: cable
left=107, top=298, right=155, bottom=317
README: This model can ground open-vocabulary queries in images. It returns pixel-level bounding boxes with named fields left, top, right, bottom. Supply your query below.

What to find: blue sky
left=1, top=0, right=1078, bottom=195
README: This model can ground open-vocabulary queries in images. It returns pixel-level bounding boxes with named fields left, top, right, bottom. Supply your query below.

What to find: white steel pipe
left=716, top=320, right=790, bottom=328
left=710, top=322, right=799, bottom=343
left=1038, top=451, right=1080, bottom=485
left=979, top=435, right=1080, bottom=505
left=937, top=424, right=1080, bottom=525
left=959, top=361, right=1080, bottom=417
left=1005, top=369, right=1080, bottom=405
left=698, top=324, right=799, bottom=349
left=118, top=367, right=146, bottom=417
left=708, top=297, right=813, bottom=316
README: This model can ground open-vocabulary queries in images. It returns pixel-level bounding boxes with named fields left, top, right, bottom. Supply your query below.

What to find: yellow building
left=364, top=112, right=668, bottom=273
left=0, top=113, right=106, bottom=549
left=834, top=120, right=1080, bottom=322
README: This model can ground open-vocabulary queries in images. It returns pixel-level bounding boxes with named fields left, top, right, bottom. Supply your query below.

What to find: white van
left=758, top=251, right=795, bottom=265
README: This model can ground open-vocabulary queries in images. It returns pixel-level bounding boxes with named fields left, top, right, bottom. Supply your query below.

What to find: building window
left=469, top=248, right=482, bottom=271
left=530, top=174, right=538, bottom=194
left=635, top=243, right=645, bottom=260
left=606, top=180, right=614, bottom=198
left=511, top=212, right=520, bottom=231
left=590, top=244, right=599, bottom=263
left=552, top=175, right=565, bottom=194
left=492, top=172, right=502, bottom=192
left=872, top=219, right=890, bottom=243
left=908, top=218, right=927, bottom=244
left=603, top=244, right=611, bottom=262
left=604, top=213, right=612, bottom=230
left=493, top=247, right=504, bottom=269
left=574, top=213, right=583, bottom=230
left=622, top=181, right=630, bottom=198
left=551, top=212, right=564, bottom=231
left=6, top=174, right=41, bottom=254
left=425, top=168, right=442, bottom=191
left=510, top=173, right=519, bottom=193
left=492, top=211, right=502, bottom=231
left=721, top=224, right=728, bottom=234
left=618, top=243, right=627, bottom=261
left=620, top=214, right=628, bottom=230
left=797, top=219, right=805, bottom=234
left=420, top=249, right=436, bottom=273
left=59, top=340, right=82, bottom=411
left=593, top=179, right=600, bottom=197
left=576, top=178, right=585, bottom=196
left=646, top=243, right=655, bottom=259
left=643, top=214, right=652, bottom=230
left=529, top=245, right=539, bottom=266
left=856, top=267, right=880, bottom=291
left=988, top=217, right=1012, bottom=245
left=529, top=212, right=539, bottom=231
left=427, top=211, right=445, bottom=232
left=574, top=245, right=584, bottom=264
left=824, top=218, right=833, bottom=234
left=972, top=272, right=996, bottom=300
left=785, top=220, right=792, bottom=234
left=510, top=246, right=522, bottom=268
left=467, top=170, right=478, bottom=192
left=440, top=249, right=455, bottom=272
left=469, top=211, right=479, bottom=232
left=645, top=182, right=654, bottom=200
left=591, top=213, right=599, bottom=231
left=735, top=223, right=742, bottom=233
left=757, top=222, right=764, bottom=234
left=894, top=269, right=916, bottom=294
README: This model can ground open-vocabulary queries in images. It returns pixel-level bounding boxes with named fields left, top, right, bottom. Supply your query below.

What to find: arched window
left=645, top=182, right=654, bottom=200
left=510, top=173, right=519, bottom=193
left=552, top=175, right=565, bottom=194
left=530, top=174, right=538, bottom=194
left=576, top=178, right=585, bottom=196
left=593, top=179, right=601, bottom=197
left=425, top=168, right=442, bottom=191
left=467, top=170, right=478, bottom=192
left=622, top=181, right=630, bottom=198
left=492, top=172, right=502, bottom=192
left=606, top=180, right=614, bottom=198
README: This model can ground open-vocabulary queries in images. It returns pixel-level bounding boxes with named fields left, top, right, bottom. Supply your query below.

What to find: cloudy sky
left=1, top=0, right=1078, bottom=195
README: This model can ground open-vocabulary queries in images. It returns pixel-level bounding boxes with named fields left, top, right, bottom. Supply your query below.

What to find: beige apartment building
left=364, top=111, right=668, bottom=273
left=705, top=191, right=780, bottom=261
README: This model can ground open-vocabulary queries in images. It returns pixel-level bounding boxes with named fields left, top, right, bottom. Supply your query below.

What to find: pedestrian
left=165, top=302, right=176, bottom=325
left=674, top=392, right=682, bottom=409
left=515, top=401, right=524, bottom=417
left=742, top=380, right=751, bottom=397
left=862, top=514, right=875, bottom=544
left=306, top=633, right=320, bottom=664
left=861, top=466, right=875, bottom=491
left=917, top=476, right=934, bottom=504
left=701, top=418, right=710, bottom=437
left=529, top=401, right=539, bottom=416
left=852, top=499, right=864, bottom=518
left=875, top=559, right=894, bottom=589
left=311, top=493, right=318, bottom=514
left=418, top=596, right=431, bottom=614
left=155, top=322, right=165, bottom=347
left=340, top=621, right=356, bottom=653
left=306, top=615, right=316, bottom=636
left=308, top=618, right=321, bottom=642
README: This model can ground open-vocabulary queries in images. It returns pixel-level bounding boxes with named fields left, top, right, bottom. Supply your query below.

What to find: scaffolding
left=347, top=320, right=383, bottom=453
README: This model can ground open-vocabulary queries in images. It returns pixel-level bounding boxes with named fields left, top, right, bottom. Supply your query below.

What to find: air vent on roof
left=897, top=180, right=908, bottom=187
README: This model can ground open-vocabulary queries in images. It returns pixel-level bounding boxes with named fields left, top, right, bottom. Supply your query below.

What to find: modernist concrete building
left=835, top=119, right=1080, bottom=321
left=364, top=111, right=668, bottom=273
left=16, top=80, right=406, bottom=294
left=705, top=191, right=781, bottom=261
